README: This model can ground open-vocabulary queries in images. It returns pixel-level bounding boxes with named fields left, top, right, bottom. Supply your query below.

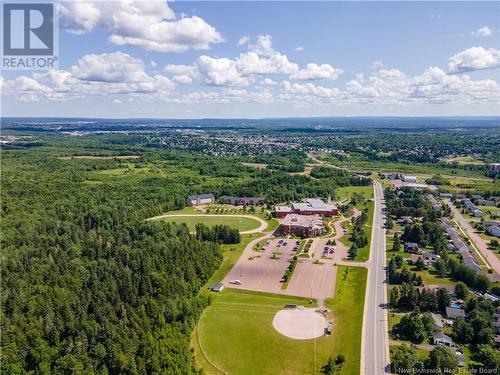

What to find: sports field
left=192, top=266, right=367, bottom=375
left=161, top=215, right=262, bottom=232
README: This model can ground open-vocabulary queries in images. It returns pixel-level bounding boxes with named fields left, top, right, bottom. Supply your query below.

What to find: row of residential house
left=462, top=198, right=483, bottom=217
left=441, top=217, right=482, bottom=272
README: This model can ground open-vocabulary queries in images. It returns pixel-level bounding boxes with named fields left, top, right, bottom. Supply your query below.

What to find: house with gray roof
left=433, top=332, right=453, bottom=347
left=446, top=306, right=466, bottom=319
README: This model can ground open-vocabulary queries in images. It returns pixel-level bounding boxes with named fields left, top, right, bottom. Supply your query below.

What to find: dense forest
left=1, top=134, right=369, bottom=373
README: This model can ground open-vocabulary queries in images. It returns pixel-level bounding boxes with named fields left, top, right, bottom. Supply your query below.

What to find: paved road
left=146, top=213, right=268, bottom=234
left=361, top=181, right=390, bottom=375
left=445, top=200, right=500, bottom=274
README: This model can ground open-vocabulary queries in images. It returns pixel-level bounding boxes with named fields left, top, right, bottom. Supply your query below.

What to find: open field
left=441, top=156, right=488, bottom=166
left=327, top=156, right=490, bottom=179
left=193, top=265, right=367, bottom=375
left=58, top=155, right=141, bottom=160
left=160, top=215, right=262, bottom=232
left=439, top=176, right=498, bottom=194
left=334, top=185, right=374, bottom=202
left=340, top=200, right=374, bottom=262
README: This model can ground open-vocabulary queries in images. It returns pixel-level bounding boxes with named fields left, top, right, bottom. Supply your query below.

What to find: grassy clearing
left=325, top=266, right=367, bottom=375
left=327, top=155, right=487, bottom=179
left=335, top=185, right=374, bottom=202
left=339, top=200, right=374, bottom=262
left=161, top=215, right=262, bottom=232
left=439, top=177, right=498, bottom=194
left=59, top=155, right=140, bottom=160
left=193, top=265, right=367, bottom=375
left=442, top=156, right=488, bottom=166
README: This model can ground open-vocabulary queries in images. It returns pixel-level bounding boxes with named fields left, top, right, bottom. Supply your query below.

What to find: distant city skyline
left=2, top=1, right=500, bottom=118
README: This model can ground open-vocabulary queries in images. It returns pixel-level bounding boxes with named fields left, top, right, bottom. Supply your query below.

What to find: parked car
left=230, top=280, right=242, bottom=285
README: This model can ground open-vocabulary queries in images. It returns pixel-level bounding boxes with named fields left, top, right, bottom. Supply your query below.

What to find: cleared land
left=334, top=185, right=374, bottom=202
left=152, top=214, right=265, bottom=233
left=194, top=265, right=367, bottom=375
left=58, top=155, right=141, bottom=160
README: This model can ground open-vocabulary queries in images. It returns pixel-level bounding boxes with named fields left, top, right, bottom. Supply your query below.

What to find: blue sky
left=2, top=1, right=500, bottom=118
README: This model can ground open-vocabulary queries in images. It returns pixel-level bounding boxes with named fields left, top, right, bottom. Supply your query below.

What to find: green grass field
left=192, top=265, right=367, bottom=375
left=339, top=199, right=374, bottom=262
left=161, top=215, right=262, bottom=232
left=334, top=185, right=374, bottom=202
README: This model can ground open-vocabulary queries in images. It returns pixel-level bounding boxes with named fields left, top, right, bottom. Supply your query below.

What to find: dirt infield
left=272, top=309, right=326, bottom=340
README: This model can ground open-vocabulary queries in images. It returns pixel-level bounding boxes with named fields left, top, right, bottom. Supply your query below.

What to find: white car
left=230, top=280, right=242, bottom=285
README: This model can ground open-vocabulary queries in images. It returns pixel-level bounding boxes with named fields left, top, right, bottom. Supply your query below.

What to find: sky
left=1, top=0, right=500, bottom=118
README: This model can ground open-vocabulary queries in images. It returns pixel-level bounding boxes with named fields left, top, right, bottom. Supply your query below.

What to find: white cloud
left=59, top=0, right=223, bottom=52
left=290, top=63, right=343, bottom=80
left=171, top=75, right=192, bottom=85
left=195, top=55, right=249, bottom=86
left=370, top=60, right=384, bottom=69
left=112, top=99, right=123, bottom=104
left=248, top=35, right=275, bottom=56
left=2, top=52, right=175, bottom=102
left=164, top=64, right=198, bottom=77
left=411, top=66, right=500, bottom=104
left=471, top=26, right=493, bottom=37
left=170, top=35, right=299, bottom=86
left=236, top=51, right=299, bottom=75
left=293, top=46, right=304, bottom=52
left=282, top=81, right=339, bottom=101
left=175, top=88, right=273, bottom=104
left=448, top=46, right=500, bottom=73
left=70, top=52, right=149, bottom=83
left=262, top=78, right=277, bottom=86
left=237, top=36, right=250, bottom=46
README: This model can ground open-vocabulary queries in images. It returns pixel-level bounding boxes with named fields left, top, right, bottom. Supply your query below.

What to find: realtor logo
left=2, top=2, right=58, bottom=70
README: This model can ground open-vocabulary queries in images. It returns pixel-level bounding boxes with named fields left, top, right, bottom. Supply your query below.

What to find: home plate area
left=272, top=308, right=326, bottom=340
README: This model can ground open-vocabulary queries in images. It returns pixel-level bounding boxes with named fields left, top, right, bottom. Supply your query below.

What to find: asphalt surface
left=361, top=181, right=390, bottom=375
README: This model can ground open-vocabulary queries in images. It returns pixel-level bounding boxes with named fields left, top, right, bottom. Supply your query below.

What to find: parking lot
left=223, top=236, right=337, bottom=303
left=261, top=238, right=301, bottom=258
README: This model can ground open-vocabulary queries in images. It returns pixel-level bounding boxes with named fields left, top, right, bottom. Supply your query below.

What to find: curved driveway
left=146, top=213, right=268, bottom=234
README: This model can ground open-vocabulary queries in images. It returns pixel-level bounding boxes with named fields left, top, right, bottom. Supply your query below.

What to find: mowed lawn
left=193, top=265, right=367, bottom=375
left=161, top=215, right=261, bottom=232
left=334, top=185, right=374, bottom=202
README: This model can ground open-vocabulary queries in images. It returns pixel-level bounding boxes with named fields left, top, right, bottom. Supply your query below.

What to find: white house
left=433, top=332, right=453, bottom=347
left=402, top=175, right=417, bottom=183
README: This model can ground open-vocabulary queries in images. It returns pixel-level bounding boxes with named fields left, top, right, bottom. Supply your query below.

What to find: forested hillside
left=1, top=148, right=223, bottom=374
left=1, top=135, right=369, bottom=373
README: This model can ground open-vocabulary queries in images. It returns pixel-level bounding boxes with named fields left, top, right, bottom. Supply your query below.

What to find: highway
left=361, top=181, right=390, bottom=375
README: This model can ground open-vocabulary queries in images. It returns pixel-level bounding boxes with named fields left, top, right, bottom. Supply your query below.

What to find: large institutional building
left=187, top=194, right=215, bottom=206
left=275, top=198, right=338, bottom=218
left=277, top=214, right=324, bottom=237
